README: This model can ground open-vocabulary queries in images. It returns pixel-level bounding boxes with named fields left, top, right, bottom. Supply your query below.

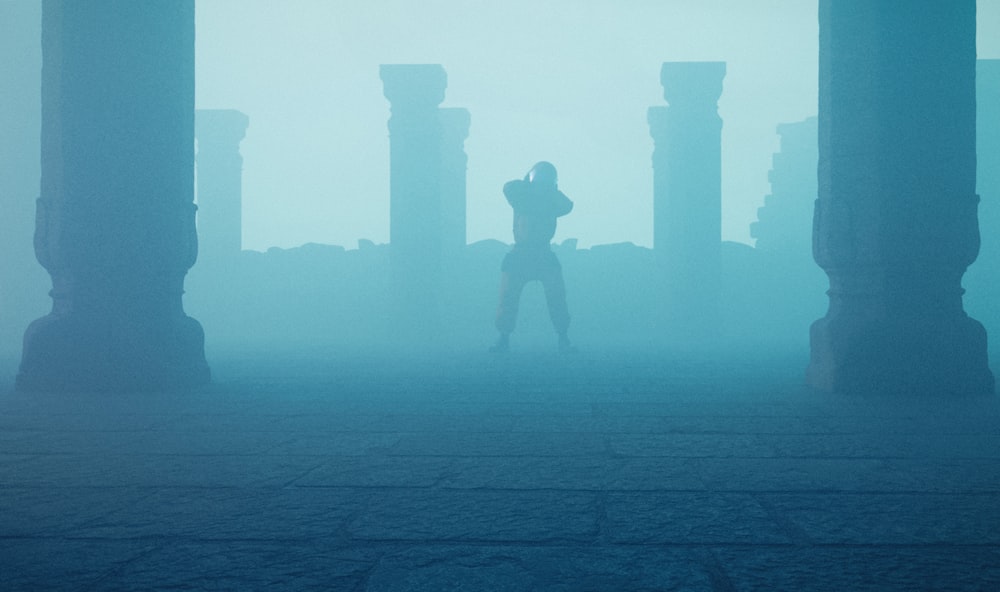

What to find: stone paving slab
left=388, top=430, right=609, bottom=457
left=66, top=486, right=368, bottom=542
left=760, top=492, right=1000, bottom=545
left=1, top=350, right=999, bottom=590
left=365, top=545, right=714, bottom=592
left=433, top=455, right=628, bottom=490
left=714, top=546, right=1000, bottom=592
left=0, top=451, right=323, bottom=489
left=347, top=488, right=600, bottom=543
left=0, top=486, right=157, bottom=537
left=97, top=542, right=377, bottom=591
left=602, top=492, right=791, bottom=545
left=0, top=538, right=160, bottom=592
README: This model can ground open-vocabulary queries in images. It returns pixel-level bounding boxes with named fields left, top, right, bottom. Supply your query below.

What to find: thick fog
left=1, top=1, right=999, bottom=359
left=194, top=0, right=819, bottom=251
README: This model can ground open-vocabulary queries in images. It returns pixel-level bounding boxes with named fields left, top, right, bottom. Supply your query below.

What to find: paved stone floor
left=1, top=347, right=999, bottom=591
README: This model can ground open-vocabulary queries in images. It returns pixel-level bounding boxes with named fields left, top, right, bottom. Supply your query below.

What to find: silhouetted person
left=491, top=161, right=574, bottom=353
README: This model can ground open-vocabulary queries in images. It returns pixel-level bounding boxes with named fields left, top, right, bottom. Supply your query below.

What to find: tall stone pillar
left=807, top=0, right=993, bottom=394
left=648, top=61, right=726, bottom=340
left=17, top=0, right=210, bottom=391
left=0, top=0, right=48, bottom=358
left=195, top=109, right=249, bottom=268
left=439, top=107, right=471, bottom=257
left=380, top=64, right=447, bottom=339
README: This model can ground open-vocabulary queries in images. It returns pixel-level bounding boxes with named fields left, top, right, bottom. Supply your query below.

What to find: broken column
left=648, top=61, right=726, bottom=340
left=195, top=109, right=249, bottom=268
left=17, top=0, right=210, bottom=391
left=807, top=0, right=993, bottom=394
left=751, top=117, right=818, bottom=257
left=379, top=64, right=448, bottom=338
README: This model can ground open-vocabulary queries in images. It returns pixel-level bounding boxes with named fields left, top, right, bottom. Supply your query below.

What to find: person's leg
left=541, top=255, right=572, bottom=351
left=493, top=271, right=527, bottom=351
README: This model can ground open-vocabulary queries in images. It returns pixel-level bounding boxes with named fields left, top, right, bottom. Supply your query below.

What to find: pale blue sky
left=195, top=0, right=1000, bottom=251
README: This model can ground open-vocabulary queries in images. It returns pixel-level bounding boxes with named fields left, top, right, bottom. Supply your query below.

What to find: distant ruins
left=750, top=117, right=817, bottom=259
left=4, top=3, right=996, bottom=396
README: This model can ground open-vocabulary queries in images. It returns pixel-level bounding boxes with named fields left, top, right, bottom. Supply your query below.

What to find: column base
left=16, top=312, right=211, bottom=392
left=807, top=313, right=994, bottom=395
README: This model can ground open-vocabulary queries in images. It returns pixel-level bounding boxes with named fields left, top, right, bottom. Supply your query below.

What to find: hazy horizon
left=194, top=0, right=1000, bottom=252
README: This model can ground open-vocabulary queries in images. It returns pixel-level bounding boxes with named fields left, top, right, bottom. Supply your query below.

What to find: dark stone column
left=17, top=0, right=210, bottom=391
left=648, top=61, right=726, bottom=340
left=808, top=0, right=993, bottom=394
left=380, top=64, right=447, bottom=339
left=195, top=109, right=249, bottom=268
left=439, top=107, right=471, bottom=257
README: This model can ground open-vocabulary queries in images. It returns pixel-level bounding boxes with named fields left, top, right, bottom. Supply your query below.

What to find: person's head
left=527, top=161, right=558, bottom=188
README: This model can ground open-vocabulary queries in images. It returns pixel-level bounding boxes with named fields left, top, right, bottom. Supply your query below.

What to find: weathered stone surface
left=603, top=492, right=790, bottom=544
left=808, top=0, right=993, bottom=395
left=1, top=350, right=998, bottom=589
left=104, top=543, right=376, bottom=591
left=17, top=0, right=209, bottom=391
left=72, top=487, right=368, bottom=541
left=0, top=539, right=159, bottom=592
left=717, top=547, right=1000, bottom=591
left=762, top=492, right=1000, bottom=544
left=348, top=489, right=599, bottom=542
left=367, top=546, right=712, bottom=592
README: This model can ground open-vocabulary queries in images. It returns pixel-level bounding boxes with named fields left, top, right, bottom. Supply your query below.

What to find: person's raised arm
left=503, top=179, right=529, bottom=208
left=552, top=190, right=574, bottom=217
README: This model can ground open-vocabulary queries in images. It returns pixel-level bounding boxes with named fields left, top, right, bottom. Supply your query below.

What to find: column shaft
left=649, top=61, right=726, bottom=340
left=808, top=0, right=992, bottom=394
left=18, top=0, right=209, bottom=391
left=380, top=64, right=448, bottom=339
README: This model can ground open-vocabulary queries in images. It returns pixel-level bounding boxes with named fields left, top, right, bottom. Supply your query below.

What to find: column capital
left=380, top=64, right=447, bottom=110
left=660, top=61, right=726, bottom=107
left=196, top=109, right=249, bottom=147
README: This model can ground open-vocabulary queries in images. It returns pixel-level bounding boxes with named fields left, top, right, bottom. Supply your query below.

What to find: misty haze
left=2, top=1, right=1000, bottom=589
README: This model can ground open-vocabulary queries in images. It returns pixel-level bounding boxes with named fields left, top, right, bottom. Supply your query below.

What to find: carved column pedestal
left=807, top=0, right=993, bottom=394
left=17, top=0, right=209, bottom=391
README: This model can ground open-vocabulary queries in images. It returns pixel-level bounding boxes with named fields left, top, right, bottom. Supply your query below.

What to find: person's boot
left=490, top=332, right=510, bottom=353
left=558, top=333, right=576, bottom=354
